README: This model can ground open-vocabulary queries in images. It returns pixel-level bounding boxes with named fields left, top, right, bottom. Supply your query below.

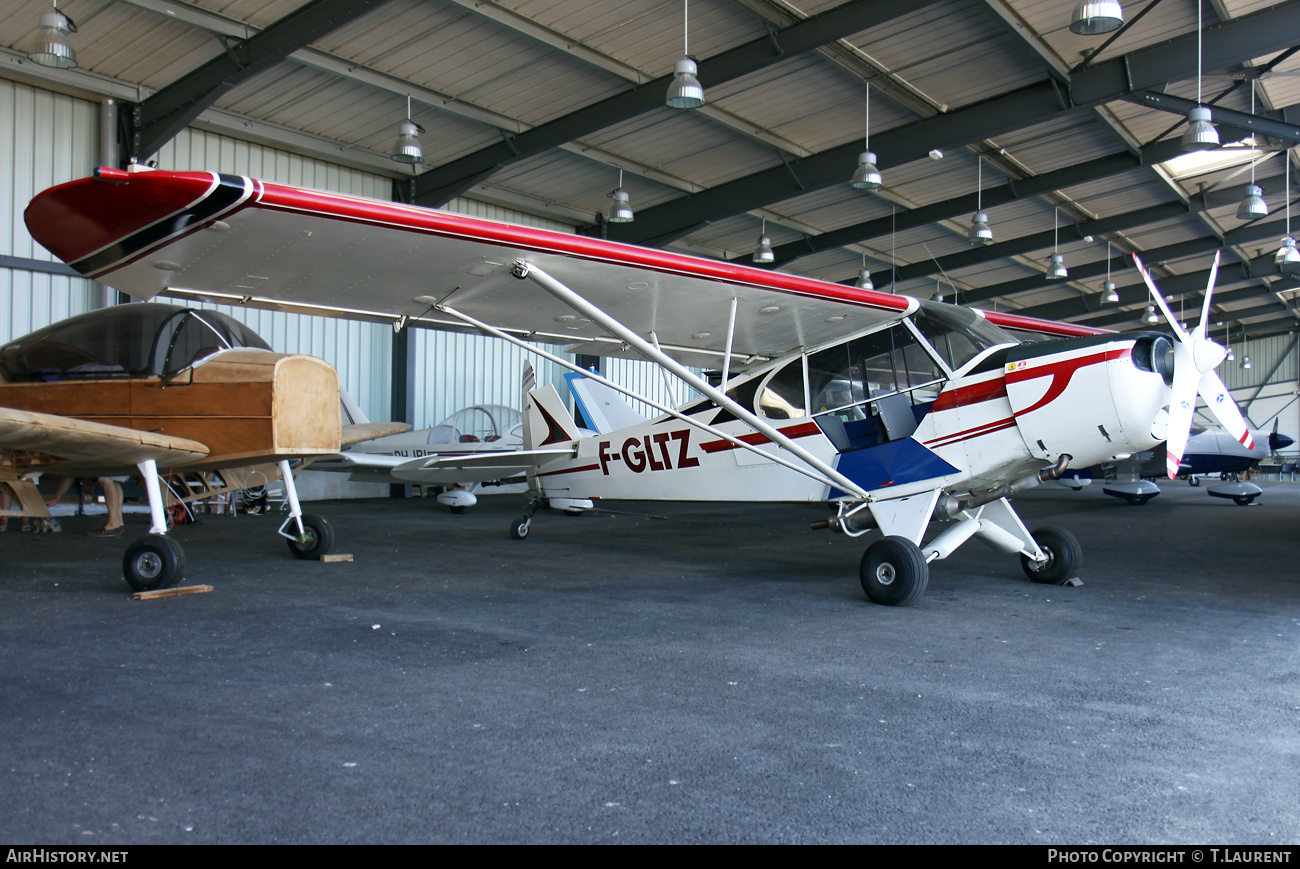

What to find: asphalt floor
left=1, top=481, right=1298, bottom=844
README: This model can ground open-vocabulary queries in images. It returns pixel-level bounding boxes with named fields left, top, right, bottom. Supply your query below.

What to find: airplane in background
left=23, top=168, right=1256, bottom=606
left=313, top=401, right=529, bottom=511
left=1059, top=421, right=1293, bottom=505
left=0, top=302, right=407, bottom=591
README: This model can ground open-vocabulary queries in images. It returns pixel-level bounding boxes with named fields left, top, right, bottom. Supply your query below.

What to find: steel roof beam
left=410, top=0, right=944, bottom=207
left=1125, top=91, right=1300, bottom=145
left=729, top=140, right=1187, bottom=267
left=129, top=0, right=386, bottom=161
left=606, top=0, right=1300, bottom=247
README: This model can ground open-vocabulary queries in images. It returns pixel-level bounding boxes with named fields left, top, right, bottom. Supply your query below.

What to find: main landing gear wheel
left=860, top=536, right=929, bottom=606
left=1021, top=526, right=1082, bottom=585
left=1233, top=495, right=1256, bottom=506
left=510, top=518, right=530, bottom=540
left=286, top=513, right=334, bottom=560
left=123, top=534, right=185, bottom=592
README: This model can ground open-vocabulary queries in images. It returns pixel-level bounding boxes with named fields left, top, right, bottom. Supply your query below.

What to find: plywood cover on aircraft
left=0, top=351, right=340, bottom=472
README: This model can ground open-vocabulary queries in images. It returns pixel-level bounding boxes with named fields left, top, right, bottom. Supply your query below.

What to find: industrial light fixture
left=28, top=1, right=77, bottom=69
left=608, top=169, right=634, bottom=223
left=1069, top=0, right=1124, bottom=34
left=1277, top=153, right=1299, bottom=274
left=855, top=254, right=873, bottom=290
left=1045, top=207, right=1067, bottom=279
left=1101, top=241, right=1119, bottom=303
left=1238, top=89, right=1269, bottom=220
left=1225, top=323, right=1235, bottom=362
left=1144, top=304, right=1160, bottom=325
left=753, top=217, right=774, bottom=264
left=851, top=83, right=882, bottom=190
left=968, top=156, right=992, bottom=245
left=666, top=0, right=705, bottom=109
left=390, top=96, right=424, bottom=164
left=1180, top=1, right=1219, bottom=152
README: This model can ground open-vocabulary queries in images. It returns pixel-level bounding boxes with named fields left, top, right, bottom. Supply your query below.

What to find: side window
left=808, top=324, right=944, bottom=417
left=758, top=358, right=806, bottom=420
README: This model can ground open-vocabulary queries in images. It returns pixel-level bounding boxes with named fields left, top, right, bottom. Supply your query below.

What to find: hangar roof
left=4, top=0, right=1300, bottom=338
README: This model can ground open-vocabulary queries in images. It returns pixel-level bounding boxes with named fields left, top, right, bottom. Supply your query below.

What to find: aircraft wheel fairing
left=123, top=534, right=185, bottom=592
left=510, top=518, right=530, bottom=540
left=860, top=537, right=928, bottom=606
left=287, top=514, right=334, bottom=560
left=1021, top=526, right=1081, bottom=585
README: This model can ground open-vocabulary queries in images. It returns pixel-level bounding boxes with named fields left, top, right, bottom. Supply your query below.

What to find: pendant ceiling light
left=1181, top=0, right=1219, bottom=152
left=1238, top=89, right=1270, bottom=220
left=390, top=96, right=424, bottom=164
left=753, top=217, right=774, bottom=264
left=1070, top=0, right=1124, bottom=35
left=28, top=1, right=77, bottom=69
left=1225, top=323, right=1235, bottom=362
left=1045, top=207, right=1068, bottom=279
left=855, top=255, right=874, bottom=290
left=666, top=0, right=705, bottom=109
left=1144, top=304, right=1160, bottom=325
left=968, top=156, right=992, bottom=245
left=608, top=169, right=634, bottom=223
left=851, top=83, right=882, bottom=190
left=1276, top=153, right=1300, bottom=274
left=1101, top=241, right=1119, bottom=303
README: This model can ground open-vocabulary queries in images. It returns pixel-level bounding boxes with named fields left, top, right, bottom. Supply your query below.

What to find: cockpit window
left=910, top=299, right=1016, bottom=372
left=0, top=303, right=272, bottom=382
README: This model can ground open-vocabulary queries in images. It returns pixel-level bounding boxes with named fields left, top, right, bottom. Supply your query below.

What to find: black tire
left=450, top=505, right=468, bottom=515
left=1021, top=526, right=1082, bottom=585
left=286, top=513, right=334, bottom=560
left=123, top=534, right=185, bottom=592
left=859, top=536, right=929, bottom=606
left=510, top=518, right=530, bottom=540
left=1127, top=497, right=1149, bottom=506
left=1233, top=495, right=1256, bottom=506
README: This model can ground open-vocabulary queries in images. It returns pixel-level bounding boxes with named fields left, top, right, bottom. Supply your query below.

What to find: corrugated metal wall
left=0, top=79, right=100, bottom=345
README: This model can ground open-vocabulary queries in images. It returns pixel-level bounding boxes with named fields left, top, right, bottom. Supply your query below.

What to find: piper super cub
left=23, top=168, right=1253, bottom=605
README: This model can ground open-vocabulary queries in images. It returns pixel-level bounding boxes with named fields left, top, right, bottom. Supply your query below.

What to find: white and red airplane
left=24, top=167, right=1254, bottom=605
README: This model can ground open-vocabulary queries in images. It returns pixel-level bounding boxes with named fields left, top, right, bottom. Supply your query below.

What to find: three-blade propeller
left=1134, top=251, right=1254, bottom=479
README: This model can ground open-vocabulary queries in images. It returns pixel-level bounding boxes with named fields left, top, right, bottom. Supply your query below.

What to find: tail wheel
left=287, top=513, right=334, bottom=560
left=860, top=536, right=929, bottom=606
left=510, top=518, right=530, bottom=540
left=123, top=534, right=185, bottom=592
left=1021, top=526, right=1082, bottom=585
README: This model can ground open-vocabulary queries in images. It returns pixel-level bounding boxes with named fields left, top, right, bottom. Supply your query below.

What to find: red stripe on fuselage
left=930, top=377, right=1008, bottom=413
left=923, top=417, right=1019, bottom=449
left=1006, top=346, right=1130, bottom=417
left=698, top=422, right=823, bottom=453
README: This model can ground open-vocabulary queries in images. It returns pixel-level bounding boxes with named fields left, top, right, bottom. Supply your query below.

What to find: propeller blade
left=1195, top=250, right=1221, bottom=341
left=1197, top=370, right=1255, bottom=451
left=1133, top=254, right=1188, bottom=341
left=1165, top=343, right=1200, bottom=478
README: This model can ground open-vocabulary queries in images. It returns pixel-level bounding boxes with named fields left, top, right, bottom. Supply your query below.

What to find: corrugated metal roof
left=2, top=0, right=1299, bottom=334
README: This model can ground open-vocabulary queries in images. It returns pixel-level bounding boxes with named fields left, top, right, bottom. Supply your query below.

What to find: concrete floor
left=1, top=482, right=1298, bottom=844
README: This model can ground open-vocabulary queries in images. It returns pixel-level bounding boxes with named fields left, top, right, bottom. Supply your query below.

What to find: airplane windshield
left=910, top=300, right=1017, bottom=372
left=0, top=303, right=272, bottom=382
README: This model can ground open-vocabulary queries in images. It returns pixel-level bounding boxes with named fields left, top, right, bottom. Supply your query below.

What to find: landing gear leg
left=276, top=460, right=335, bottom=559
left=510, top=496, right=544, bottom=540
left=123, top=458, right=185, bottom=591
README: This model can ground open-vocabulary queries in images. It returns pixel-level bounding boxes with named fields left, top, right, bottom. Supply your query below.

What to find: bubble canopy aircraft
left=0, top=301, right=404, bottom=591
left=24, top=168, right=1251, bottom=605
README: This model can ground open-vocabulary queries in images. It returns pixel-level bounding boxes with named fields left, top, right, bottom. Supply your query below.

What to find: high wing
left=0, top=405, right=210, bottom=475
left=341, top=422, right=412, bottom=447
left=25, top=169, right=1100, bottom=369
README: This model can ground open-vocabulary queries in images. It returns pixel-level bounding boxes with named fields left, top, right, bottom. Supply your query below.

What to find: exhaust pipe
left=936, top=454, right=1072, bottom=519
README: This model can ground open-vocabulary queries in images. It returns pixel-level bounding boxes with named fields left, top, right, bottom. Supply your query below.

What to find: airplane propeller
left=1134, top=251, right=1255, bottom=480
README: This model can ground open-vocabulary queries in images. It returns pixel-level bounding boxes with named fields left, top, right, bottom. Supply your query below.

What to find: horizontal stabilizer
left=392, top=448, right=573, bottom=484
left=341, top=422, right=412, bottom=447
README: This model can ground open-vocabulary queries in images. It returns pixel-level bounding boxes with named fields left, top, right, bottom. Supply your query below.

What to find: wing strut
left=507, top=260, right=873, bottom=500
left=437, top=303, right=852, bottom=493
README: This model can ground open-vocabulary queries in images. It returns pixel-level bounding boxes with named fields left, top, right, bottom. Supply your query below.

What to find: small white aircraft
left=1060, top=420, right=1292, bottom=505
left=313, top=401, right=529, bottom=511
left=24, top=168, right=1256, bottom=605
